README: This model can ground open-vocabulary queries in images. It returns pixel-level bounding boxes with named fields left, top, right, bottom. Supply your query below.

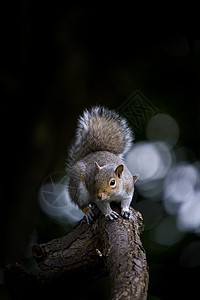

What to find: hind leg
left=68, top=176, right=91, bottom=207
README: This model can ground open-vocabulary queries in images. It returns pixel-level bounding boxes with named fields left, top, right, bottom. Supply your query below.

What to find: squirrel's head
left=94, top=162, right=124, bottom=201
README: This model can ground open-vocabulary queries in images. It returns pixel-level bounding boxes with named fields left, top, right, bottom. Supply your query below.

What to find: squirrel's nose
left=97, top=193, right=104, bottom=200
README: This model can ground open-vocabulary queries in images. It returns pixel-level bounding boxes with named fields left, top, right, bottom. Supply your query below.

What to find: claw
left=121, top=209, right=132, bottom=219
left=105, top=210, right=119, bottom=221
left=85, top=208, right=95, bottom=224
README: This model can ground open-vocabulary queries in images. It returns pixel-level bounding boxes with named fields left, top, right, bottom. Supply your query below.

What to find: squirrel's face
left=94, top=162, right=124, bottom=201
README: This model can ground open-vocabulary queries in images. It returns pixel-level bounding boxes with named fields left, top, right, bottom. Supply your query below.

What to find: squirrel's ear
left=95, top=161, right=101, bottom=171
left=115, top=164, right=124, bottom=178
left=133, top=174, right=139, bottom=183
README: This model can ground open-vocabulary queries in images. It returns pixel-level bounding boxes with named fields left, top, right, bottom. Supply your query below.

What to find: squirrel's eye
left=110, top=179, right=116, bottom=187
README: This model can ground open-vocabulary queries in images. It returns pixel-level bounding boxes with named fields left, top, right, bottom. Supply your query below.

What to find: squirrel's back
left=67, top=106, right=133, bottom=168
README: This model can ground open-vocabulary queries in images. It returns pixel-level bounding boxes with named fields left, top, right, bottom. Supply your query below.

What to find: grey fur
left=67, top=106, right=134, bottom=170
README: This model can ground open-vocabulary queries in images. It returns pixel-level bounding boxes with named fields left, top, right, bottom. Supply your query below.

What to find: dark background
left=1, top=3, right=200, bottom=299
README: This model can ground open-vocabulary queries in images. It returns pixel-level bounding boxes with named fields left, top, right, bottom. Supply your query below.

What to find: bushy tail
left=67, top=106, right=134, bottom=167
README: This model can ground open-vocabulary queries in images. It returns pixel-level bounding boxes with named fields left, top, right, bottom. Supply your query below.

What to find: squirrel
left=66, top=106, right=138, bottom=223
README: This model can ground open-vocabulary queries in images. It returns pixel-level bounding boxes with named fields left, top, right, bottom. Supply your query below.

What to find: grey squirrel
left=66, top=106, right=138, bottom=223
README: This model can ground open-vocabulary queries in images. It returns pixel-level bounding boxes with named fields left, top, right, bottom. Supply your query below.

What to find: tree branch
left=6, top=205, right=149, bottom=300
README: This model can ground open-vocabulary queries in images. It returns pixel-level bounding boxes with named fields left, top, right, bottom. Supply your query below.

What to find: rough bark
left=6, top=205, right=149, bottom=300
left=98, top=208, right=149, bottom=300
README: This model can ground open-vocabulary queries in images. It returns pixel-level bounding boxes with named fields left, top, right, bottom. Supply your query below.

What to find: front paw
left=83, top=208, right=95, bottom=224
left=105, top=210, right=119, bottom=221
left=121, top=209, right=132, bottom=219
